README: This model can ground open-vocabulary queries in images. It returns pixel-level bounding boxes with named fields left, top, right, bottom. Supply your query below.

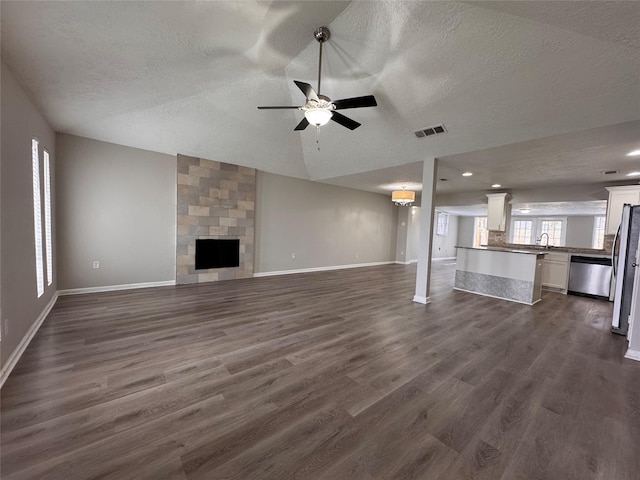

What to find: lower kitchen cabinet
left=542, top=252, right=570, bottom=292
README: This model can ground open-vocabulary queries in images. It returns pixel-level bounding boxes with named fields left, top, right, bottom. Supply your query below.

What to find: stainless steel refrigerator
left=611, top=204, right=640, bottom=335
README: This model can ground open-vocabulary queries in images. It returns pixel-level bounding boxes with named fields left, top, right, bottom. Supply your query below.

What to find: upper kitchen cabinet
left=487, top=193, right=510, bottom=231
left=605, top=186, right=640, bottom=235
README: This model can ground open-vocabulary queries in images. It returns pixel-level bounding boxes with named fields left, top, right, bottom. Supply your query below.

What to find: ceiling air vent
left=601, top=170, right=619, bottom=175
left=415, top=123, right=447, bottom=138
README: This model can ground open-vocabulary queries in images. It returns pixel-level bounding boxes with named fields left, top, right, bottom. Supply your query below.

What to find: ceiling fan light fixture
left=305, top=108, right=333, bottom=126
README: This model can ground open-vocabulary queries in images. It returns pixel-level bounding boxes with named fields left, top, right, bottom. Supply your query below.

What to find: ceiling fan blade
left=331, top=111, right=361, bottom=130
left=294, top=117, right=309, bottom=131
left=257, top=106, right=301, bottom=109
left=333, top=95, right=377, bottom=110
left=294, top=80, right=319, bottom=102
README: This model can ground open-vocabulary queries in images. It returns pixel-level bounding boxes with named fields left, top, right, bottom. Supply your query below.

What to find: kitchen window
left=473, top=217, right=488, bottom=247
left=511, top=217, right=566, bottom=246
left=538, top=219, right=563, bottom=246
left=436, top=212, right=449, bottom=236
left=592, top=216, right=606, bottom=249
left=512, top=220, right=533, bottom=244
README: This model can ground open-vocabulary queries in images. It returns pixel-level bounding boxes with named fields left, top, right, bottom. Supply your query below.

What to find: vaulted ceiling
left=2, top=1, right=639, bottom=196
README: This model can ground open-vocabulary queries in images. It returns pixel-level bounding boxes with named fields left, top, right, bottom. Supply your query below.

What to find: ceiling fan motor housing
left=314, top=27, right=330, bottom=43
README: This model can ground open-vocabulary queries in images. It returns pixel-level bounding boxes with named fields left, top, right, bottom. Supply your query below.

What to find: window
left=512, top=220, right=533, bottom=245
left=436, top=212, right=449, bottom=236
left=539, top=219, right=563, bottom=246
left=44, top=150, right=53, bottom=286
left=473, top=217, right=488, bottom=247
left=32, top=139, right=44, bottom=297
left=593, top=216, right=606, bottom=249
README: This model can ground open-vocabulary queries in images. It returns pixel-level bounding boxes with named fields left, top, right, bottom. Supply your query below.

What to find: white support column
left=413, top=158, right=437, bottom=304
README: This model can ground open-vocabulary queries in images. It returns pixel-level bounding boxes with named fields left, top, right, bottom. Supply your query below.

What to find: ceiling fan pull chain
left=316, top=125, right=321, bottom=151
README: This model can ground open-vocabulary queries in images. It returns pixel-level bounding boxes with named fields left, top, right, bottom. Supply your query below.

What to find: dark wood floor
left=2, top=262, right=639, bottom=479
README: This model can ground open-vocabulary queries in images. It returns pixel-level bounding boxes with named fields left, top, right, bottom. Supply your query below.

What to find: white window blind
left=32, top=139, right=44, bottom=297
left=44, top=150, right=53, bottom=286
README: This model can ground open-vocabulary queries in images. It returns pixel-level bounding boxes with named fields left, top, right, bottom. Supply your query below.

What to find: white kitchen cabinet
left=486, top=193, right=509, bottom=231
left=605, top=186, right=640, bottom=235
left=542, top=252, right=569, bottom=292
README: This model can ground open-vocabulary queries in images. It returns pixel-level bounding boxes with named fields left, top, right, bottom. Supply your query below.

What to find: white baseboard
left=624, top=348, right=640, bottom=362
left=58, top=280, right=176, bottom=296
left=413, top=295, right=431, bottom=304
left=1, top=292, right=59, bottom=389
left=253, top=261, right=395, bottom=278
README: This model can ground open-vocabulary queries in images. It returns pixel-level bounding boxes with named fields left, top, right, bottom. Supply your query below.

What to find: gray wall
left=407, top=207, right=421, bottom=262
left=566, top=216, right=596, bottom=248
left=395, top=207, right=409, bottom=263
left=56, top=134, right=176, bottom=289
left=1, top=62, right=57, bottom=369
left=432, top=212, right=458, bottom=259
left=395, top=206, right=458, bottom=262
left=457, top=216, right=475, bottom=248
left=394, top=206, right=420, bottom=263
left=255, top=172, right=398, bottom=273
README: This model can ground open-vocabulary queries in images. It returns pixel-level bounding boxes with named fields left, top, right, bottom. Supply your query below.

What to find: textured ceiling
left=2, top=1, right=639, bottom=195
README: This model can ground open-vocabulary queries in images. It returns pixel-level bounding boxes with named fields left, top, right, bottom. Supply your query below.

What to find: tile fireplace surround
left=176, top=154, right=256, bottom=284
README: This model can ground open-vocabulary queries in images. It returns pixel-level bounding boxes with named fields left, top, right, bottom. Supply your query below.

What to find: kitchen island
left=454, top=246, right=546, bottom=305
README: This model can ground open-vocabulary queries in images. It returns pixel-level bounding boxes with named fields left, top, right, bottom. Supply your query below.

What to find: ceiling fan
left=257, top=27, right=377, bottom=131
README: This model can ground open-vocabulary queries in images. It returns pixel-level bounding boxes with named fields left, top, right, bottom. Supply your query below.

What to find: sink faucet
left=539, top=232, right=550, bottom=248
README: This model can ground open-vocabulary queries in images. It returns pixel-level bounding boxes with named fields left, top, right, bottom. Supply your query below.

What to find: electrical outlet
left=291, top=253, right=296, bottom=259
left=92, top=261, right=100, bottom=269
left=356, top=253, right=359, bottom=259
left=3, top=319, right=8, bottom=337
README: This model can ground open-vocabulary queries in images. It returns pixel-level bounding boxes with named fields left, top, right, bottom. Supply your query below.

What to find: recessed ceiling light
left=627, top=150, right=640, bottom=157
left=491, top=184, right=501, bottom=188
left=462, top=172, right=473, bottom=177
left=520, top=209, right=531, bottom=214
left=626, top=171, right=640, bottom=177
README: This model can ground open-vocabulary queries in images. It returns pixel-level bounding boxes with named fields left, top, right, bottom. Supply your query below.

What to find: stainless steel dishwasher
left=567, top=255, right=612, bottom=300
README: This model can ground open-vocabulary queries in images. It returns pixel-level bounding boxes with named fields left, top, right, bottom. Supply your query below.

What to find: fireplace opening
left=195, top=239, right=240, bottom=270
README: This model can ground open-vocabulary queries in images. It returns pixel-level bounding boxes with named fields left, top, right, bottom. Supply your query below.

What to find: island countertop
left=457, top=244, right=608, bottom=255
left=454, top=247, right=545, bottom=305
left=455, top=246, right=546, bottom=256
